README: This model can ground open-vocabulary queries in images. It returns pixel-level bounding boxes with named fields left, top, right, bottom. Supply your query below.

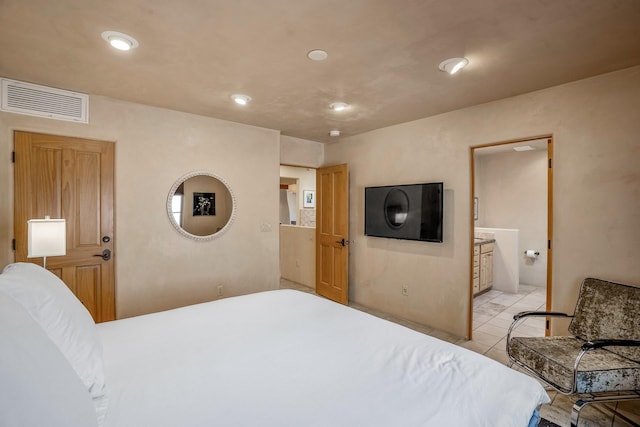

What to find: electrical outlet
left=402, top=284, right=409, bottom=296
left=217, top=285, right=224, bottom=296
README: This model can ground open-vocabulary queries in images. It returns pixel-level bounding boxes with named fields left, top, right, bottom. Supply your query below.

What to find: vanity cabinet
left=473, top=246, right=480, bottom=294
left=474, top=241, right=494, bottom=296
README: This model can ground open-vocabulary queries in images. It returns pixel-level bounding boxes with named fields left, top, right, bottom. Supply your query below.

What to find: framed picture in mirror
left=193, top=192, right=215, bottom=216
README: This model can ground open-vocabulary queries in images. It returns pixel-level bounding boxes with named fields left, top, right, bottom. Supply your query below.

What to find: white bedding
left=98, top=289, right=549, bottom=426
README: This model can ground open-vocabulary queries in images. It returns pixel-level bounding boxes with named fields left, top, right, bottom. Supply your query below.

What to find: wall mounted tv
left=364, top=182, right=443, bottom=243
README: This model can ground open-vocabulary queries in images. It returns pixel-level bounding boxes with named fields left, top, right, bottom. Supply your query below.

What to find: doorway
left=279, top=165, right=317, bottom=290
left=469, top=136, right=553, bottom=341
left=278, top=163, right=350, bottom=305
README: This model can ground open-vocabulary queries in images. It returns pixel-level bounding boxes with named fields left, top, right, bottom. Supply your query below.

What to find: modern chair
left=506, top=278, right=640, bottom=427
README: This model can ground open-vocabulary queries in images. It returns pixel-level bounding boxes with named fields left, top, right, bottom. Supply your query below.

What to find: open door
left=14, top=131, right=116, bottom=322
left=316, top=164, right=349, bottom=304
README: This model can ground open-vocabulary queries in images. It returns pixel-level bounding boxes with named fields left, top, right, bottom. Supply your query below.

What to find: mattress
left=97, top=289, right=549, bottom=426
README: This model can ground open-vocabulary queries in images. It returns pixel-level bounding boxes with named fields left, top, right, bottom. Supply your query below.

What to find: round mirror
left=384, top=188, right=409, bottom=228
left=166, top=171, right=237, bottom=241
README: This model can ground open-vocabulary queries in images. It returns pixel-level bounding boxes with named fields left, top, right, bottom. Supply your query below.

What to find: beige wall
left=280, top=135, right=324, bottom=168
left=2, top=67, right=638, bottom=337
left=0, top=96, right=281, bottom=318
left=475, top=149, right=548, bottom=287
left=324, top=66, right=640, bottom=337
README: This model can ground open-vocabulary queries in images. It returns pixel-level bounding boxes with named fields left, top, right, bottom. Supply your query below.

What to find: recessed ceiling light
left=230, top=94, right=251, bottom=105
left=513, top=145, right=535, bottom=152
left=330, top=102, right=349, bottom=112
left=101, top=31, right=139, bottom=51
left=307, top=49, right=328, bottom=61
left=329, top=130, right=341, bottom=137
left=438, top=57, right=469, bottom=75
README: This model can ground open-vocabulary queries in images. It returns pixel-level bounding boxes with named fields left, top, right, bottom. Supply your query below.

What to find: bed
left=0, top=263, right=550, bottom=426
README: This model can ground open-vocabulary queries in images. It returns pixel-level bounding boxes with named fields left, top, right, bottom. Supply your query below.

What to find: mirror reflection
left=167, top=172, right=236, bottom=240
left=384, top=188, right=409, bottom=228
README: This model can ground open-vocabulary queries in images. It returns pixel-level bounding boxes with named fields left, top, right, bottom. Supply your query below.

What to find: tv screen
left=364, top=182, right=443, bottom=242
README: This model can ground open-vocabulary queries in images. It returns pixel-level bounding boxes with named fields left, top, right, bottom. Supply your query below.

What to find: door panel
left=68, top=265, right=100, bottom=321
left=14, top=131, right=115, bottom=322
left=316, top=164, right=349, bottom=304
left=77, top=151, right=101, bottom=246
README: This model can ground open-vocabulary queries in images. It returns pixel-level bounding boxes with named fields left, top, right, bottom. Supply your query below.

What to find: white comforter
left=97, top=290, right=549, bottom=426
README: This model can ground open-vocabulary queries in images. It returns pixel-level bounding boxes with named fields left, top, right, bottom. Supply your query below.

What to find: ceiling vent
left=1, top=78, right=88, bottom=123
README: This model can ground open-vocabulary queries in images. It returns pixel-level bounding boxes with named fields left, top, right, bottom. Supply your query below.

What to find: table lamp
left=27, top=216, right=66, bottom=268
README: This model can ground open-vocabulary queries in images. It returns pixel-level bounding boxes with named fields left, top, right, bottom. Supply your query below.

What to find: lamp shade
left=27, top=217, right=66, bottom=258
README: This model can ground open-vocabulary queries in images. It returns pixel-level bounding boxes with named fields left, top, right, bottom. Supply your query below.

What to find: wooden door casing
left=14, top=131, right=115, bottom=322
left=315, top=164, right=349, bottom=305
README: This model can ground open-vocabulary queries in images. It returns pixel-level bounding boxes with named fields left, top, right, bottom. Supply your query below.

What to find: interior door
left=315, top=164, right=349, bottom=304
left=14, top=131, right=115, bottom=322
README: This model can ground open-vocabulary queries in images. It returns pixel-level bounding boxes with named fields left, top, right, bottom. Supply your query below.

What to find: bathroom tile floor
left=279, top=279, right=640, bottom=426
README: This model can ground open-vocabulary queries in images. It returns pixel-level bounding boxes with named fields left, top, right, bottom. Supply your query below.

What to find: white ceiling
left=1, top=0, right=639, bottom=143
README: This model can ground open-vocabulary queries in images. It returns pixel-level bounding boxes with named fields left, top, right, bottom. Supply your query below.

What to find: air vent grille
left=1, top=78, right=88, bottom=123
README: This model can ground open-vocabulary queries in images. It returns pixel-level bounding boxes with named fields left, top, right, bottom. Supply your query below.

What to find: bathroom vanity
left=473, top=238, right=495, bottom=296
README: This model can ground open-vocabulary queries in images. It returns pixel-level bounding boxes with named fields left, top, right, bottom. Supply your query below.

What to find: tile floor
left=279, top=279, right=640, bottom=427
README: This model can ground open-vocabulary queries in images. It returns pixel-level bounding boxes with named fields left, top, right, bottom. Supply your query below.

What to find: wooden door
left=315, top=164, right=349, bottom=304
left=14, top=131, right=115, bottom=322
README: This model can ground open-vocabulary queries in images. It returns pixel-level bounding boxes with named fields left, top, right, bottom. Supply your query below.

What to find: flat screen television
left=364, top=182, right=443, bottom=242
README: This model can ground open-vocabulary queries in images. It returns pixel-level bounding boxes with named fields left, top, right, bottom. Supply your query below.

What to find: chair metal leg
left=569, top=393, right=640, bottom=427
left=570, top=399, right=587, bottom=427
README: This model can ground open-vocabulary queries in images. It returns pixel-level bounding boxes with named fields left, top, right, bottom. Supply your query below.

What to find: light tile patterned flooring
left=280, top=279, right=640, bottom=427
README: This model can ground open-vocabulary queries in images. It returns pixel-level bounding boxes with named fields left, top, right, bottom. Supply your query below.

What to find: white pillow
left=0, top=263, right=106, bottom=400
left=0, top=291, right=99, bottom=427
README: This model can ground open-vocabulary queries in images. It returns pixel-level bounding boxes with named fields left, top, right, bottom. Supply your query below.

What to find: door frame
left=468, top=135, right=553, bottom=340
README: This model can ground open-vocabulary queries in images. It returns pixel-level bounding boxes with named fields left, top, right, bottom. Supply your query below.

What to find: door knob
left=93, top=249, right=111, bottom=261
left=335, top=238, right=351, bottom=247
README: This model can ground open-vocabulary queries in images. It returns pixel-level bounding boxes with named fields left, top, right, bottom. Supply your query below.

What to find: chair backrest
left=569, top=278, right=640, bottom=361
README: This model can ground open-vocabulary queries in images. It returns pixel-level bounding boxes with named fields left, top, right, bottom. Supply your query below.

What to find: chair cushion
left=569, top=278, right=640, bottom=362
left=509, top=336, right=640, bottom=393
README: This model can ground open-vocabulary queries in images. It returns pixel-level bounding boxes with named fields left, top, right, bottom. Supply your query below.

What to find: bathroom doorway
left=469, top=136, right=553, bottom=342
left=279, top=165, right=317, bottom=291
